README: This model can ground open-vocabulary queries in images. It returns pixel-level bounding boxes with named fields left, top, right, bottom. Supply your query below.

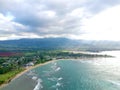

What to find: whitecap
left=33, top=79, right=43, bottom=90
left=58, top=77, right=63, bottom=81
left=55, top=67, right=61, bottom=72
left=48, top=77, right=57, bottom=81
left=27, top=70, right=37, bottom=76
left=51, top=82, right=61, bottom=88
left=32, top=76, right=38, bottom=80
left=107, top=80, right=120, bottom=86
left=51, top=65, right=57, bottom=70
left=54, top=62, right=57, bottom=66
left=38, top=78, right=43, bottom=83
left=56, top=82, right=61, bottom=87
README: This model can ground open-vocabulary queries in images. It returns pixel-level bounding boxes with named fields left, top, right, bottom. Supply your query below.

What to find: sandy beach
left=0, top=60, right=57, bottom=89
left=0, top=56, right=109, bottom=89
left=12, top=60, right=55, bottom=81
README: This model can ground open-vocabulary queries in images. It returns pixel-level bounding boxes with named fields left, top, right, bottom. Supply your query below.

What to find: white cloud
left=0, top=13, right=30, bottom=39
left=69, top=8, right=85, bottom=17
left=0, top=0, right=120, bottom=40
left=0, top=13, right=16, bottom=32
left=80, top=5, right=120, bottom=41
left=37, top=10, right=56, bottom=19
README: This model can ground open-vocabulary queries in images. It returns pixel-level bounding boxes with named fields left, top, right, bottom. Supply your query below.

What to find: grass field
left=0, top=68, right=24, bottom=85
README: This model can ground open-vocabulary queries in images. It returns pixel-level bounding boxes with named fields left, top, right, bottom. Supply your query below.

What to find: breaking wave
left=33, top=79, right=43, bottom=90
left=108, top=80, right=120, bottom=86
left=55, top=67, right=61, bottom=72
left=26, top=70, right=43, bottom=90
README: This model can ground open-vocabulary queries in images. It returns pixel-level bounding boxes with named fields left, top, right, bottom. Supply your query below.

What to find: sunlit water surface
left=1, top=51, right=120, bottom=90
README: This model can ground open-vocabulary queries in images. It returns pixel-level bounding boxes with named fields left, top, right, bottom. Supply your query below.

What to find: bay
left=1, top=51, right=120, bottom=90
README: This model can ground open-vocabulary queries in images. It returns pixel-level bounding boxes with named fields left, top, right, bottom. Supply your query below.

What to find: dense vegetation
left=0, top=68, right=24, bottom=85
left=0, top=50, right=112, bottom=85
left=0, top=38, right=117, bottom=86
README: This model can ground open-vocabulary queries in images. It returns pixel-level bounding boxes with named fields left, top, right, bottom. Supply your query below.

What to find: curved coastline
left=0, top=51, right=114, bottom=89
left=0, top=51, right=119, bottom=90
left=0, top=59, right=82, bottom=89
left=0, top=60, right=57, bottom=89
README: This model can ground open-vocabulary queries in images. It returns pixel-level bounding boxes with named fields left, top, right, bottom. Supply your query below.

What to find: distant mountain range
left=0, top=38, right=120, bottom=52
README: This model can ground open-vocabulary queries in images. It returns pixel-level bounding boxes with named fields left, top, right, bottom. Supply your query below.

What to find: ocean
left=1, top=51, right=120, bottom=90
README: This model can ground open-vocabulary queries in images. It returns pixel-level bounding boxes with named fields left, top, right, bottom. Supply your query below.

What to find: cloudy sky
left=0, top=0, right=120, bottom=41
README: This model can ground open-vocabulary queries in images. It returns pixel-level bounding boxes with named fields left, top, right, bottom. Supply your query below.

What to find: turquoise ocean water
left=1, top=51, right=120, bottom=90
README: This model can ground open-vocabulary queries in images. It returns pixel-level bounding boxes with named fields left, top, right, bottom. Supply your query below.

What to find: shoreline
left=0, top=59, right=78, bottom=89
left=0, top=60, right=57, bottom=89
left=0, top=55, right=113, bottom=89
left=12, top=60, right=57, bottom=81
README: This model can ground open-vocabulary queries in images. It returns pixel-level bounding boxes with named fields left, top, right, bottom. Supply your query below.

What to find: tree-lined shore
left=0, top=50, right=112, bottom=87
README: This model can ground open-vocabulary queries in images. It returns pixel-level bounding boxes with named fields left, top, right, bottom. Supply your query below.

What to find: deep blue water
left=1, top=51, right=120, bottom=90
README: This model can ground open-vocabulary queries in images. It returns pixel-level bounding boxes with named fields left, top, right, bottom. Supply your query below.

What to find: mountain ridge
left=0, top=38, right=120, bottom=52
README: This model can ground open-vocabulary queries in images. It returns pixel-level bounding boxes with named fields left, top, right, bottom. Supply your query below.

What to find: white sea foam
left=48, top=77, right=57, bottom=81
left=56, top=82, right=61, bottom=87
left=33, top=79, right=43, bottom=90
left=51, top=62, right=58, bottom=69
left=27, top=70, right=37, bottom=76
left=51, top=65, right=57, bottom=70
left=32, top=76, right=38, bottom=80
left=108, top=80, right=120, bottom=86
left=54, top=62, right=57, bottom=66
left=58, top=77, right=63, bottom=81
left=48, top=77, right=63, bottom=82
left=55, top=67, right=61, bottom=72
left=51, top=82, right=61, bottom=89
left=38, top=78, right=42, bottom=83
